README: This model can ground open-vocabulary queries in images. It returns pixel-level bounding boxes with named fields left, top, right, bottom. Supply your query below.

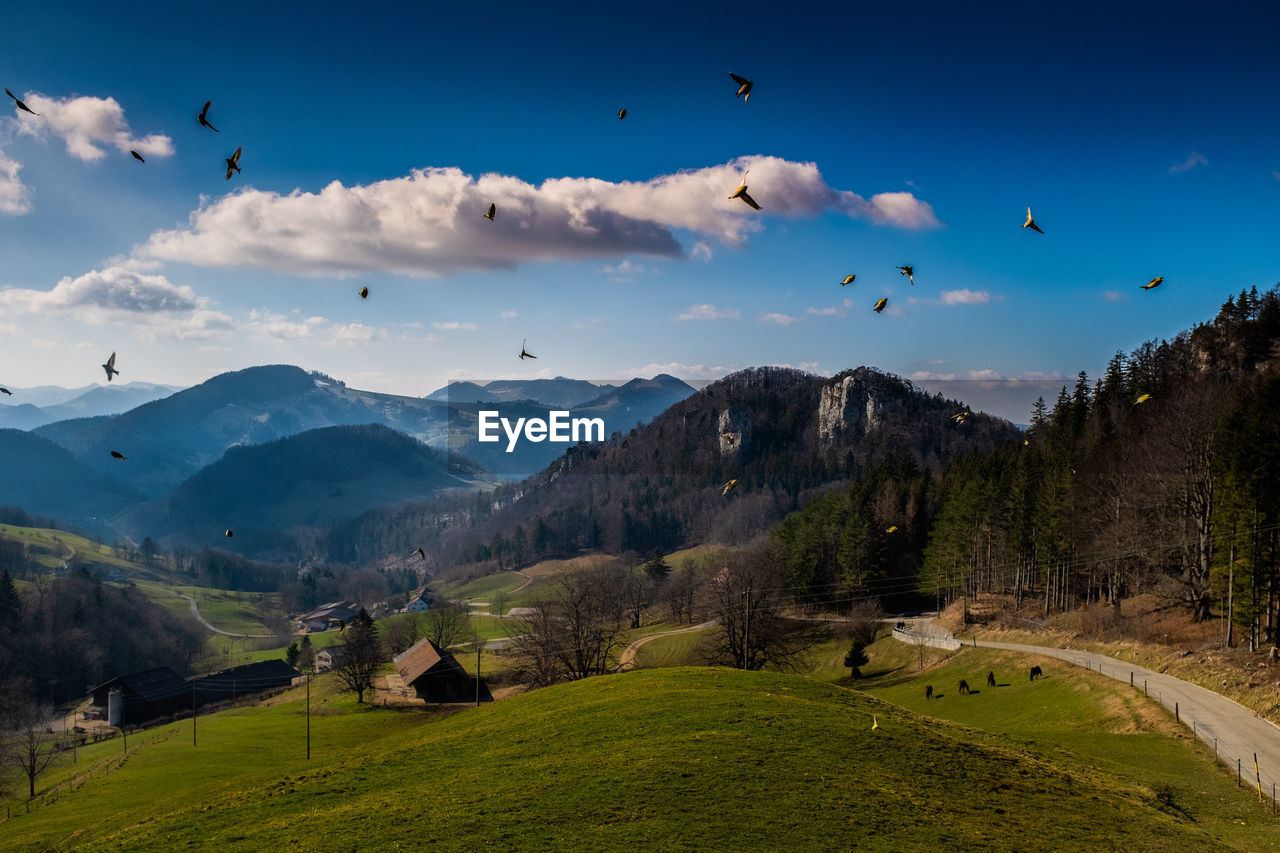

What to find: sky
left=0, top=1, right=1277, bottom=423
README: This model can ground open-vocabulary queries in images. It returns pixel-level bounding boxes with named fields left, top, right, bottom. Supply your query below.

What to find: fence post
left=1175, top=702, right=1179, bottom=723
left=1238, top=758, right=1241, bottom=787
left=1214, top=738, right=1218, bottom=759
left=1144, top=680, right=1148, bottom=696
left=1193, top=721, right=1196, bottom=739
left=1130, top=671, right=1133, bottom=687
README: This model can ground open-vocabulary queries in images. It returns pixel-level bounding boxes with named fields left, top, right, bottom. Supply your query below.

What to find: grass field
left=5, top=666, right=1272, bottom=852
left=0, top=523, right=178, bottom=583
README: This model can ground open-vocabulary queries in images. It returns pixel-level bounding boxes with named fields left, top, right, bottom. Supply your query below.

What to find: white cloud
left=0, top=148, right=30, bottom=214
left=690, top=240, right=713, bottom=262
left=806, top=298, right=852, bottom=317
left=910, top=370, right=957, bottom=381
left=597, top=259, right=649, bottom=281
left=500, top=310, right=518, bottom=319
left=675, top=303, right=740, bottom=321
left=761, top=312, right=799, bottom=326
left=328, top=322, right=380, bottom=346
left=626, top=361, right=736, bottom=379
left=572, top=315, right=605, bottom=329
left=139, top=155, right=940, bottom=278
left=1101, top=290, right=1123, bottom=302
left=431, top=321, right=477, bottom=331
left=0, top=263, right=230, bottom=338
left=1168, top=151, right=1207, bottom=174
left=939, top=289, right=990, bottom=305
left=17, top=92, right=174, bottom=162
left=249, top=310, right=325, bottom=340
left=968, top=369, right=1003, bottom=381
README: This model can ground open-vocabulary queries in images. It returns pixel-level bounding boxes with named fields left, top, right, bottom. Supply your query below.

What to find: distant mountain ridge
left=0, top=382, right=182, bottom=430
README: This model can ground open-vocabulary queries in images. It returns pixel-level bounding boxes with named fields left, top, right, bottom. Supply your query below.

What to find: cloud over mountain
left=140, top=156, right=940, bottom=278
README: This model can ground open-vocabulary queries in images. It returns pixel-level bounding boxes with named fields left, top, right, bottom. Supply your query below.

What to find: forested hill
left=770, top=285, right=1280, bottom=643
left=325, top=365, right=1021, bottom=566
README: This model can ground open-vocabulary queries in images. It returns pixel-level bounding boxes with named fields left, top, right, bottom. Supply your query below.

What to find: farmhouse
left=88, top=667, right=190, bottom=726
left=393, top=638, right=491, bottom=703
left=296, top=599, right=358, bottom=632
left=315, top=646, right=340, bottom=673
left=192, top=660, right=302, bottom=704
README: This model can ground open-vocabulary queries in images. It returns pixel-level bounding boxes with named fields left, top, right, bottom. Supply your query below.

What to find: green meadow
left=3, top=663, right=1275, bottom=852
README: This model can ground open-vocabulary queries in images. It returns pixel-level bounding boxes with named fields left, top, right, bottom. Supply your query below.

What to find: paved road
left=970, top=636, right=1280, bottom=803
left=619, top=621, right=716, bottom=670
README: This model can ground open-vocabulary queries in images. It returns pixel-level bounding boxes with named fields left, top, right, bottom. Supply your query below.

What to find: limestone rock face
left=718, top=405, right=751, bottom=456
left=818, top=369, right=899, bottom=447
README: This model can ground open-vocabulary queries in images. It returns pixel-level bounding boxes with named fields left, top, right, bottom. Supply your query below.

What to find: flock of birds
left=3, top=70, right=1170, bottom=549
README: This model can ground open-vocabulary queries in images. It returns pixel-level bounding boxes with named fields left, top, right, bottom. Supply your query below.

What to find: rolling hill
left=4, top=667, right=1267, bottom=851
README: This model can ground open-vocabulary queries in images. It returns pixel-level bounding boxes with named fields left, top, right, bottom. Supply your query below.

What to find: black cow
left=1030, top=665, right=1043, bottom=681
left=986, top=671, right=996, bottom=688
left=925, top=685, right=933, bottom=700
left=957, top=679, right=971, bottom=695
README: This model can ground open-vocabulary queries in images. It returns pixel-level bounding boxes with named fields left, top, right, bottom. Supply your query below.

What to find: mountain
left=119, top=424, right=494, bottom=558
left=0, top=429, right=145, bottom=529
left=326, top=365, right=1020, bottom=565
left=0, top=382, right=182, bottom=430
left=37, top=366, right=450, bottom=500
left=443, top=374, right=697, bottom=476
left=426, top=376, right=622, bottom=408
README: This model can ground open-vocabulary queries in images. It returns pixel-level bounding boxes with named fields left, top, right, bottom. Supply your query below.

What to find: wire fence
left=891, top=624, right=961, bottom=651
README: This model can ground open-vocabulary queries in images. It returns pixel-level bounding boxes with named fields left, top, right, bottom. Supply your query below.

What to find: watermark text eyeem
left=477, top=410, right=605, bottom=452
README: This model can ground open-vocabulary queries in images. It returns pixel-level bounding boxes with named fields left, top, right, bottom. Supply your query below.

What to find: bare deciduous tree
left=421, top=603, right=472, bottom=650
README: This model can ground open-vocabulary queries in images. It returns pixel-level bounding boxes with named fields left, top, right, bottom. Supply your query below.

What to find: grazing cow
left=986, top=671, right=996, bottom=688
left=957, top=679, right=971, bottom=695
left=1030, top=665, right=1043, bottom=681
left=925, top=685, right=933, bottom=700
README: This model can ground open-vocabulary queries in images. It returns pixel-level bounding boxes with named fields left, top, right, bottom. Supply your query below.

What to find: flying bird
left=225, top=146, right=241, bottom=180
left=721, top=479, right=738, bottom=495
left=0, top=388, right=10, bottom=396
left=897, top=265, right=914, bottom=285
left=225, top=529, right=234, bottom=538
left=5, top=88, right=37, bottom=115
left=102, top=352, right=119, bottom=381
left=519, top=339, right=536, bottom=360
left=873, top=297, right=888, bottom=313
left=485, top=202, right=496, bottom=221
left=618, top=108, right=627, bottom=120
left=871, top=715, right=879, bottom=731
left=358, top=286, right=369, bottom=299
left=1022, top=207, right=1043, bottom=234
left=728, top=171, right=761, bottom=210
left=1134, top=394, right=1151, bottom=405
left=841, top=274, right=856, bottom=286
left=412, top=547, right=426, bottom=561
left=198, top=100, right=219, bottom=132
left=952, top=411, right=971, bottom=424
left=721, top=431, right=738, bottom=447
left=1142, top=276, right=1163, bottom=290
left=110, top=450, right=126, bottom=460
left=131, top=150, right=145, bottom=163
left=729, top=72, right=753, bottom=104
left=885, top=525, right=898, bottom=534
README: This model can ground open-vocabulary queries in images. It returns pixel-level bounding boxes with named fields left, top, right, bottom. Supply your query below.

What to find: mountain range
left=0, top=382, right=182, bottom=430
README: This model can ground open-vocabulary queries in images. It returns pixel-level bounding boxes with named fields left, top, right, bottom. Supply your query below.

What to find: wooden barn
left=393, top=638, right=491, bottom=703
left=88, top=667, right=190, bottom=726
left=193, top=660, right=302, bottom=704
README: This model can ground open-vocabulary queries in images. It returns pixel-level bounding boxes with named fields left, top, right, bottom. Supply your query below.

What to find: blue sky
left=1, top=1, right=1277, bottom=421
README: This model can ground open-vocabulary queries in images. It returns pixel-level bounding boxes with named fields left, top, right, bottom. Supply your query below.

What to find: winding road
left=619, top=621, right=716, bottom=670
left=892, top=620, right=1280, bottom=803
left=138, top=583, right=275, bottom=639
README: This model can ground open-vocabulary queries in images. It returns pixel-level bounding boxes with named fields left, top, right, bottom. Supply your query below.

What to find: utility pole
left=476, top=645, right=481, bottom=707
left=192, top=682, right=197, bottom=747
left=744, top=588, right=751, bottom=670
left=306, top=669, right=311, bottom=760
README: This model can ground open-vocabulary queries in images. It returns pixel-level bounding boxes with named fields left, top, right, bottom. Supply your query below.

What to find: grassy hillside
left=0, top=523, right=177, bottom=583
left=5, top=668, right=1273, bottom=851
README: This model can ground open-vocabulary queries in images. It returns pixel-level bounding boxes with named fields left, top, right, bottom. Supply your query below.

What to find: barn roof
left=88, top=667, right=188, bottom=703
left=394, top=638, right=466, bottom=686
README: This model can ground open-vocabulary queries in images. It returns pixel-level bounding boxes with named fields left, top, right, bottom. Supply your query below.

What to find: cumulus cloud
left=16, top=92, right=174, bottom=161
left=0, top=263, right=230, bottom=338
left=910, top=370, right=957, bottom=381
left=248, top=310, right=325, bottom=340
left=1168, top=151, right=1207, bottom=174
left=431, top=321, right=477, bottom=331
left=0, top=148, right=30, bottom=214
left=968, top=369, right=1003, bottom=380
left=760, top=312, right=800, bottom=326
left=500, top=310, right=518, bottom=319
left=690, top=240, right=714, bottom=262
left=139, top=155, right=940, bottom=278
left=676, top=304, right=740, bottom=321
left=939, top=289, right=990, bottom=305
left=626, top=361, right=736, bottom=379
left=597, top=259, right=650, bottom=281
